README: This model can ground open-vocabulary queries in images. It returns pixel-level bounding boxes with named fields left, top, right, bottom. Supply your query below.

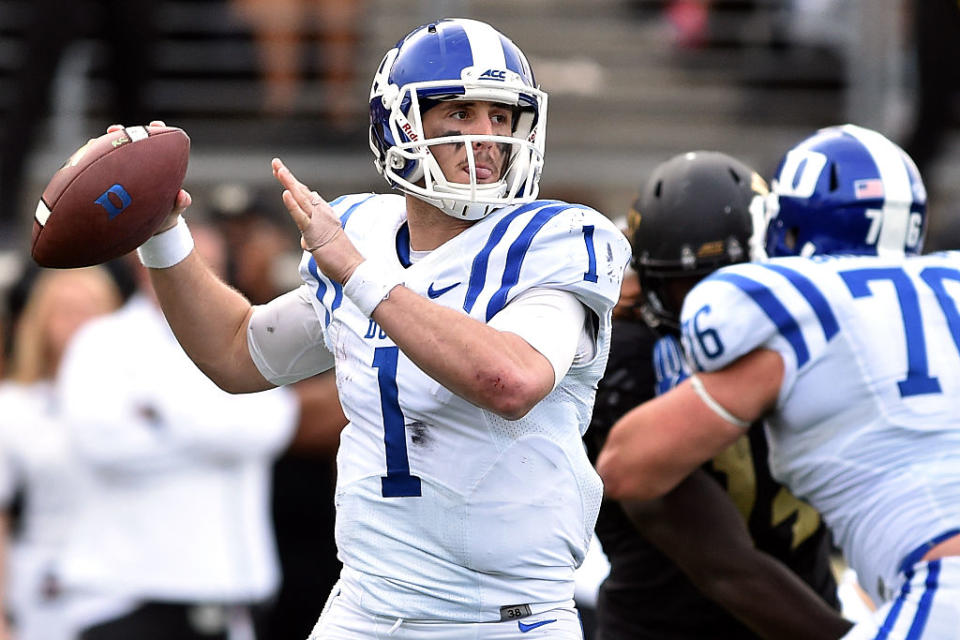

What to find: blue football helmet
left=765, top=124, right=927, bottom=258
left=368, top=18, right=547, bottom=220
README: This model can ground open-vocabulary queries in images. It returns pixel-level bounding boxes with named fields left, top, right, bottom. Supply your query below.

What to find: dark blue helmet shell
left=766, top=124, right=927, bottom=258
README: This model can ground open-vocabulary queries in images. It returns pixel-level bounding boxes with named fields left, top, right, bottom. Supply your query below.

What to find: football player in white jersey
left=122, top=17, right=630, bottom=640
left=597, top=124, right=960, bottom=639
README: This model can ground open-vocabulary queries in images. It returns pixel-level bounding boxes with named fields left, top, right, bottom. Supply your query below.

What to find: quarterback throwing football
left=130, top=18, right=629, bottom=640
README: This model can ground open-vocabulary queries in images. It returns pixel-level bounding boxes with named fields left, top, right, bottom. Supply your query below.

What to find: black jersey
left=584, top=319, right=840, bottom=640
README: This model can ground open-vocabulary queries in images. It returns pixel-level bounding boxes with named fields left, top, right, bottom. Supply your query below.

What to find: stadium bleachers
left=1, top=0, right=957, bottom=237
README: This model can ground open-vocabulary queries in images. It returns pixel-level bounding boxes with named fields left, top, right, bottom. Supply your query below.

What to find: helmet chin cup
left=385, top=132, right=543, bottom=220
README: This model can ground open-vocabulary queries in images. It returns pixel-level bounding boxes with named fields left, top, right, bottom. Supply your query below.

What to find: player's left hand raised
left=272, top=158, right=364, bottom=284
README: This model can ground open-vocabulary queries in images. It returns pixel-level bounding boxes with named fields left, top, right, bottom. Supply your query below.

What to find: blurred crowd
left=0, top=187, right=343, bottom=640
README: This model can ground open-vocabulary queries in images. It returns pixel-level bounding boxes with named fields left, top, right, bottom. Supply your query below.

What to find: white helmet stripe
left=461, top=19, right=507, bottom=70
left=841, top=124, right=912, bottom=258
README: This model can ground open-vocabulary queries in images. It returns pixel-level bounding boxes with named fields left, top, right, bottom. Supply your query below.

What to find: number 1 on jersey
left=582, top=225, right=598, bottom=283
left=372, top=346, right=422, bottom=497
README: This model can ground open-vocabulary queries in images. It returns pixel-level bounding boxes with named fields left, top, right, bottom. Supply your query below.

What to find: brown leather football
left=31, top=125, right=190, bottom=268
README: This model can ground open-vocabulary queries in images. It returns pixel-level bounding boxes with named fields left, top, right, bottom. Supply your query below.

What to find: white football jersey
left=680, top=251, right=960, bottom=604
left=299, top=194, right=629, bottom=621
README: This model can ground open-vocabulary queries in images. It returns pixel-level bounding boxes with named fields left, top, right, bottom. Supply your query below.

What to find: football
left=31, top=125, right=190, bottom=268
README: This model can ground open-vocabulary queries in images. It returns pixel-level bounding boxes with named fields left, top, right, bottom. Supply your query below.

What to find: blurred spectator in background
left=0, top=0, right=157, bottom=249
left=623, top=0, right=712, bottom=49
left=0, top=266, right=121, bottom=640
left=782, top=0, right=850, bottom=53
left=207, top=185, right=343, bottom=639
left=230, top=0, right=365, bottom=135
left=53, top=224, right=335, bottom=640
left=663, top=0, right=711, bottom=49
left=0, top=252, right=30, bottom=380
left=209, top=185, right=303, bottom=306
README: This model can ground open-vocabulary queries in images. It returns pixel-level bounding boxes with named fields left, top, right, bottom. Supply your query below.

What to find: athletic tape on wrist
left=689, top=374, right=751, bottom=428
left=137, top=217, right=194, bottom=269
left=343, top=260, right=403, bottom=316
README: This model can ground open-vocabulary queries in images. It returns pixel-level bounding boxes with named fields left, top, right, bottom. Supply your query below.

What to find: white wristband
left=689, top=374, right=751, bottom=428
left=343, top=260, right=403, bottom=316
left=137, top=217, right=194, bottom=269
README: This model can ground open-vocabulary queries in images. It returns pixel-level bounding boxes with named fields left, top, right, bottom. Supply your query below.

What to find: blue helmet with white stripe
left=765, top=124, right=927, bottom=258
left=369, top=18, right=547, bottom=220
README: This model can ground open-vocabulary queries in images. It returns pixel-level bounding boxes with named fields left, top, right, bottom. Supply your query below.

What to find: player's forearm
left=148, top=250, right=272, bottom=393
left=373, top=285, right=554, bottom=419
left=271, top=161, right=554, bottom=417
left=599, top=351, right=782, bottom=501
left=622, top=473, right=851, bottom=640
left=598, top=383, right=744, bottom=501
left=669, top=501, right=849, bottom=637
left=706, top=553, right=853, bottom=640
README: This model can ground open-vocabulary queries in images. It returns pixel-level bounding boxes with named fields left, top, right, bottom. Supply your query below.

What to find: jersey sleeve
left=679, top=261, right=824, bottom=401
left=488, top=287, right=587, bottom=388
left=248, top=286, right=335, bottom=386
left=487, top=206, right=631, bottom=322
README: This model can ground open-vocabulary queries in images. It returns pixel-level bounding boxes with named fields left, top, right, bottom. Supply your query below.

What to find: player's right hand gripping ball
left=31, top=125, right=190, bottom=268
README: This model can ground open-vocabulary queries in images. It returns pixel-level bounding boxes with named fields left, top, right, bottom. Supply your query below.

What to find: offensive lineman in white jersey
left=124, top=17, right=629, bottom=640
left=598, top=124, right=960, bottom=639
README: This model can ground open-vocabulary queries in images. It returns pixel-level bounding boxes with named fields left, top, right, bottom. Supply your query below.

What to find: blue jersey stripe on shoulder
left=463, top=200, right=560, bottom=314
left=339, top=194, right=376, bottom=228
left=761, top=264, right=840, bottom=341
left=905, top=561, right=940, bottom=639
left=307, top=257, right=332, bottom=326
left=485, top=204, right=569, bottom=321
left=711, top=272, right=810, bottom=367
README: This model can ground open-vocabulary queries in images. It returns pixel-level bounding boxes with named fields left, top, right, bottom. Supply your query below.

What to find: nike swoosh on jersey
left=518, top=619, right=557, bottom=633
left=427, top=281, right=462, bottom=299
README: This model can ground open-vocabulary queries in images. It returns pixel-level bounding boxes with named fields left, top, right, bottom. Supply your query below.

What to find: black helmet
left=628, top=150, right=768, bottom=333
